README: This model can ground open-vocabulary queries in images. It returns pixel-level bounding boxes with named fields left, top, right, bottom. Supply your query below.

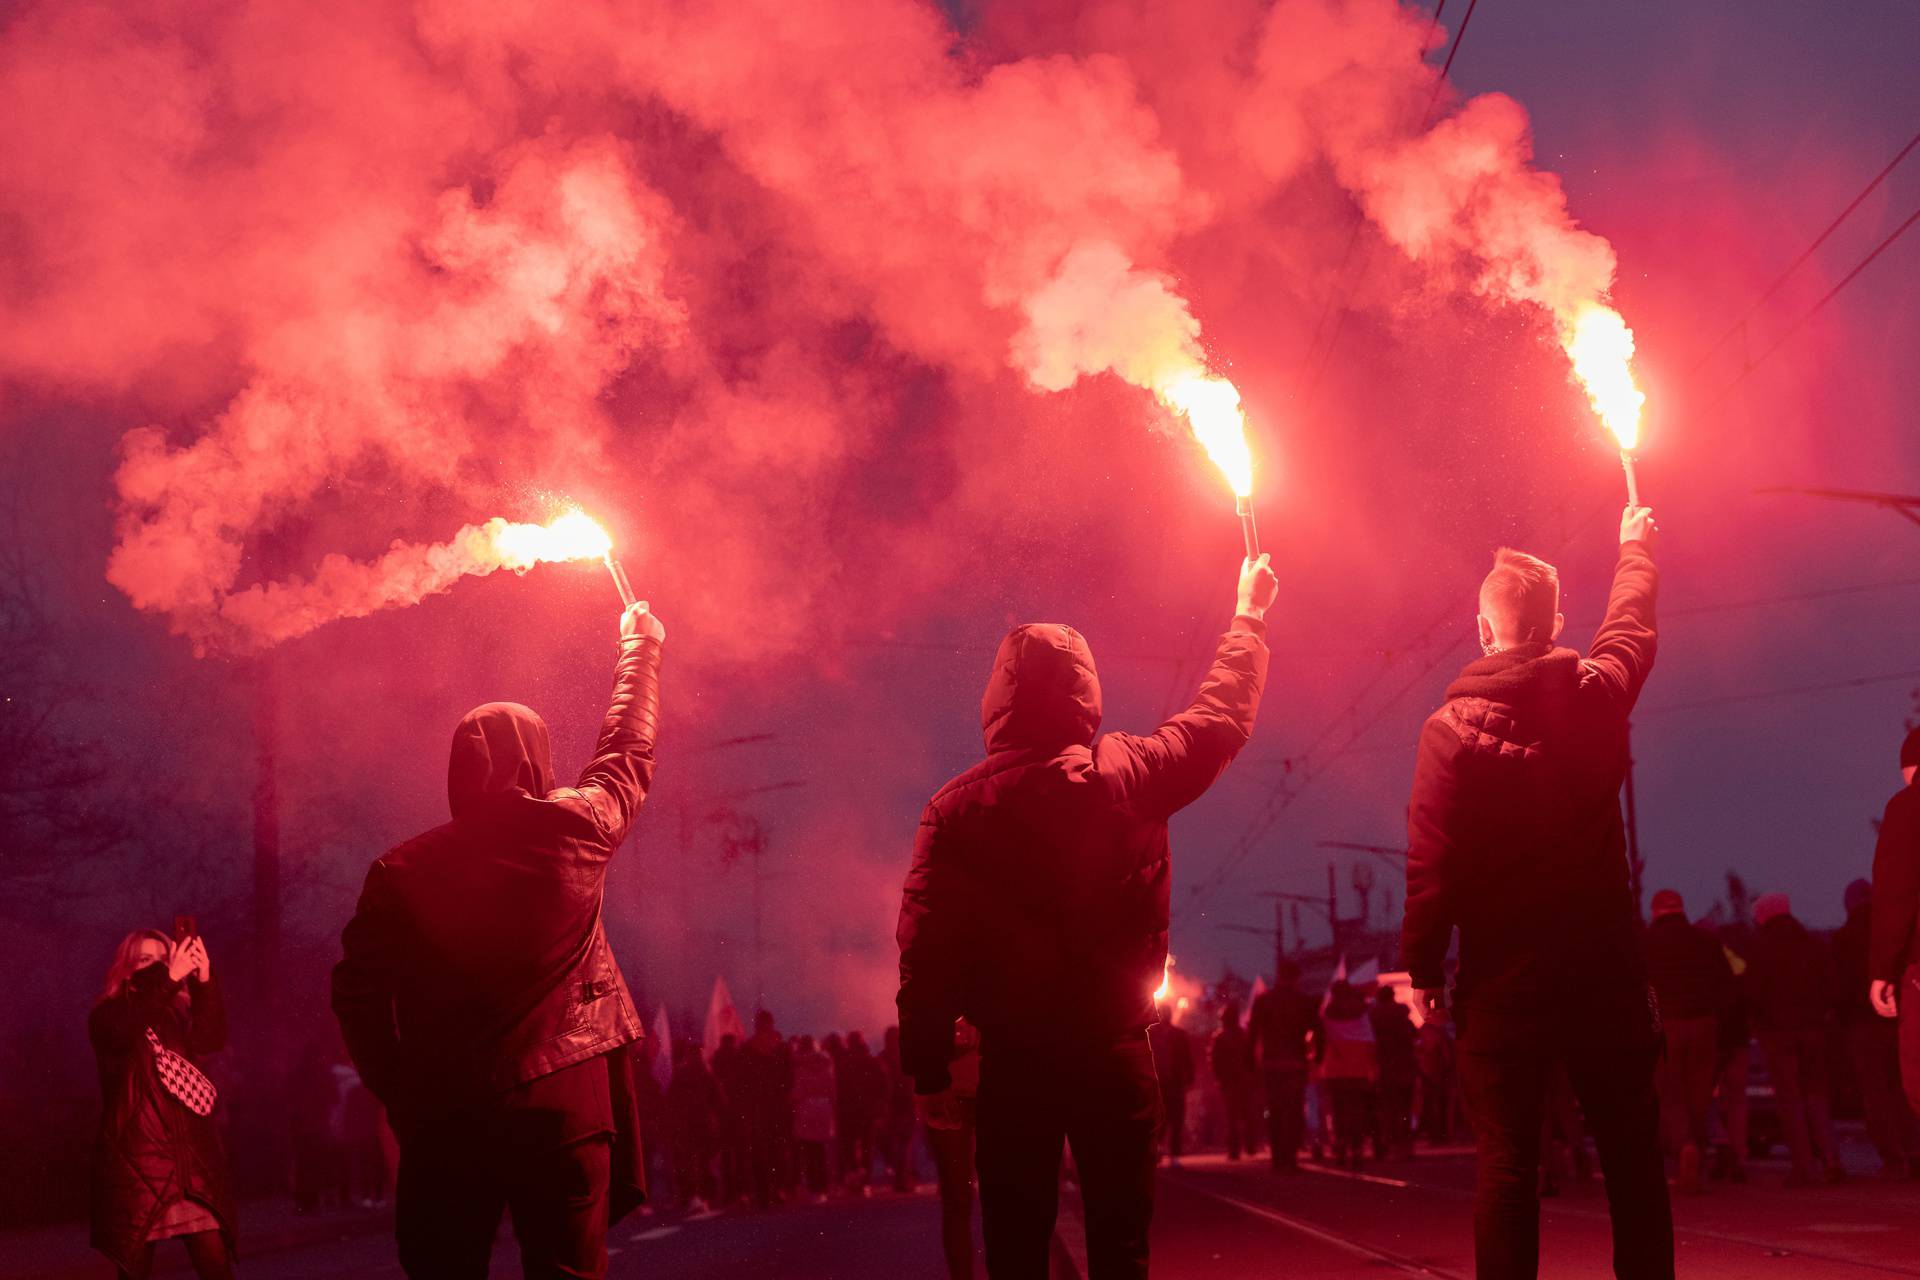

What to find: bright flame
left=1563, top=304, right=1645, bottom=452
left=490, top=508, right=614, bottom=570
left=1158, top=373, right=1254, bottom=497
left=1153, top=955, right=1174, bottom=1003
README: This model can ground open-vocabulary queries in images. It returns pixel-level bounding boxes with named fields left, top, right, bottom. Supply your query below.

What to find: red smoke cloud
left=1, top=0, right=1640, bottom=655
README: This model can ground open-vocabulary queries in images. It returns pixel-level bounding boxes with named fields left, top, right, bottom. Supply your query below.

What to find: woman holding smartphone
left=89, top=926, right=237, bottom=1279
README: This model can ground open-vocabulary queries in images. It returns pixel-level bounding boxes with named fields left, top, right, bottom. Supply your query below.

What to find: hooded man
left=1402, top=505, right=1670, bottom=1279
left=897, top=553, right=1275, bottom=1279
left=332, top=600, right=664, bottom=1280
left=1641, top=888, right=1734, bottom=1191
left=1870, top=727, right=1920, bottom=1116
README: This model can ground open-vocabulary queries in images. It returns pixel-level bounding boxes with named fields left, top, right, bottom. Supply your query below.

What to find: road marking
left=1171, top=1176, right=1466, bottom=1278
left=631, top=1225, right=682, bottom=1241
left=1300, top=1162, right=1415, bottom=1189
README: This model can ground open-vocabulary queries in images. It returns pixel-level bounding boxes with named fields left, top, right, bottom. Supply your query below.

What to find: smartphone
left=173, top=914, right=197, bottom=942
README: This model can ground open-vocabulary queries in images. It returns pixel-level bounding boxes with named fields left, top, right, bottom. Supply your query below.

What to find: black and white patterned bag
left=146, top=1027, right=218, bottom=1117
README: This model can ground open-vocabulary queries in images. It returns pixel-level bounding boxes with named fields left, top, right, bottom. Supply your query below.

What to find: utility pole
left=1624, top=722, right=1645, bottom=921
left=1274, top=898, right=1286, bottom=983
left=250, top=658, right=280, bottom=1035
left=1327, top=863, right=1340, bottom=960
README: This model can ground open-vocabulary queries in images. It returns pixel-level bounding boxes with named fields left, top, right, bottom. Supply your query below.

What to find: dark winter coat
left=1209, top=1019, right=1253, bottom=1086
left=1871, top=783, right=1920, bottom=982
left=1370, top=997, right=1417, bottom=1088
left=1149, top=1021, right=1195, bottom=1098
left=896, top=618, right=1268, bottom=1092
left=1831, top=904, right=1877, bottom=1023
left=89, top=968, right=235, bottom=1274
left=1745, top=914, right=1837, bottom=1036
left=1643, top=912, right=1736, bottom=1022
left=1248, top=986, right=1325, bottom=1072
left=1402, top=543, right=1657, bottom=1034
left=331, top=635, right=659, bottom=1217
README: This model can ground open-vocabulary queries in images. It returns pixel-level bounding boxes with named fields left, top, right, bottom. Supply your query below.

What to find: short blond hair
left=1479, top=548, right=1560, bottom=643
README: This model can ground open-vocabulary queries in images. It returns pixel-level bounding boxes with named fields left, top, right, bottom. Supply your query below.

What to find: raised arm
left=574, top=602, right=665, bottom=847
left=1403, top=715, right=1467, bottom=999
left=897, top=805, right=969, bottom=1095
left=331, top=861, right=406, bottom=1112
left=89, top=958, right=191, bottom=1054
left=1582, top=507, right=1659, bottom=714
left=1099, top=556, right=1276, bottom=818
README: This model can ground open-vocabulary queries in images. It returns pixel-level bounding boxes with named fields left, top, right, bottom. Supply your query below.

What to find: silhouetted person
left=897, top=553, right=1276, bottom=1279
left=926, top=1017, right=983, bottom=1279
left=1402, top=507, right=1670, bottom=1280
left=1148, top=1012, right=1195, bottom=1166
left=742, top=1010, right=793, bottom=1207
left=1370, top=988, right=1417, bottom=1160
left=710, top=1032, right=752, bottom=1204
left=1746, top=892, right=1843, bottom=1186
left=881, top=1025, right=920, bottom=1191
left=331, top=600, right=664, bottom=1279
left=836, top=1030, right=885, bottom=1192
left=90, top=928, right=234, bottom=1280
left=666, top=1041, right=723, bottom=1213
left=1210, top=999, right=1258, bottom=1161
left=1415, top=1014, right=1457, bottom=1145
left=791, top=1035, right=837, bottom=1199
left=1318, top=981, right=1377, bottom=1171
left=1834, top=878, right=1917, bottom=1177
left=1870, top=727, right=1920, bottom=1115
left=1641, top=888, right=1734, bottom=1192
left=1249, top=960, right=1324, bottom=1171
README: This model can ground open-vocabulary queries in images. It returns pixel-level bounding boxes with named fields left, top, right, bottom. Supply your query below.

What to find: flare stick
left=604, top=555, right=638, bottom=609
left=1620, top=452, right=1641, bottom=509
left=1236, top=494, right=1261, bottom=560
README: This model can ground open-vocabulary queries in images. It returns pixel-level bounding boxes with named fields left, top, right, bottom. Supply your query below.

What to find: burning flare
left=202, top=507, right=624, bottom=652
left=1563, top=304, right=1645, bottom=453
left=1153, top=955, right=1174, bottom=1004
left=1157, top=373, right=1254, bottom=499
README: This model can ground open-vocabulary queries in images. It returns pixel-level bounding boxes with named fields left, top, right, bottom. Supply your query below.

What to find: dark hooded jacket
left=1745, top=912, right=1837, bottom=1036
left=1871, top=782, right=1920, bottom=983
left=896, top=616, right=1267, bottom=1093
left=1402, top=543, right=1656, bottom=1037
left=89, top=966, right=234, bottom=1273
left=331, top=634, right=659, bottom=1213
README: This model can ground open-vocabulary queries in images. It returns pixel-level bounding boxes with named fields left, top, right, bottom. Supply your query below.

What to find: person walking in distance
left=1641, top=888, right=1735, bottom=1192
left=1870, top=728, right=1920, bottom=1116
left=897, top=552, right=1276, bottom=1279
left=1249, top=960, right=1324, bottom=1172
left=1746, top=893, right=1844, bottom=1186
left=331, top=599, right=664, bottom=1280
left=1370, top=986, right=1418, bottom=1161
left=1210, top=998, right=1259, bottom=1162
left=1148, top=1009, right=1195, bottom=1168
left=1402, top=506, right=1670, bottom=1280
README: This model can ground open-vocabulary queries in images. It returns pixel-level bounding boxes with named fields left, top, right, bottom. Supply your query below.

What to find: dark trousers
left=1457, top=1023, right=1672, bottom=1280
left=1656, top=1015, right=1718, bottom=1154
left=1263, top=1067, right=1307, bottom=1169
left=1759, top=1028, right=1839, bottom=1177
left=397, top=1132, right=612, bottom=1279
left=1159, top=1089, right=1188, bottom=1160
left=669, top=1132, right=716, bottom=1207
left=929, top=1096, right=980, bottom=1279
left=1327, top=1079, right=1372, bottom=1159
left=1220, top=1077, right=1258, bottom=1159
left=976, top=1034, right=1160, bottom=1280
left=1845, top=1018, right=1915, bottom=1170
left=1898, top=965, right=1920, bottom=1121
left=1376, top=1080, right=1414, bottom=1157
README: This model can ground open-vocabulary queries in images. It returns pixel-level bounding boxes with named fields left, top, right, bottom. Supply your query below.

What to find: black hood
left=981, top=624, right=1102, bottom=754
left=448, top=702, right=555, bottom=817
left=1444, top=642, right=1581, bottom=707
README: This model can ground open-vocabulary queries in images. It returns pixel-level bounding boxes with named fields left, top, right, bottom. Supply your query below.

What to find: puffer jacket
left=90, top=967, right=235, bottom=1274
left=332, top=635, right=660, bottom=1123
left=1402, top=542, right=1656, bottom=1032
left=896, top=616, right=1268, bottom=1093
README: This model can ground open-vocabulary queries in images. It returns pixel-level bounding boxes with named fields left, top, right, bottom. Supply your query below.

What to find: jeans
left=1656, top=1014, right=1718, bottom=1154
left=928, top=1095, right=979, bottom=1279
left=1262, top=1067, right=1307, bottom=1169
left=1457, top=1016, right=1672, bottom=1279
left=1219, top=1076, right=1258, bottom=1158
left=975, top=1034, right=1160, bottom=1280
